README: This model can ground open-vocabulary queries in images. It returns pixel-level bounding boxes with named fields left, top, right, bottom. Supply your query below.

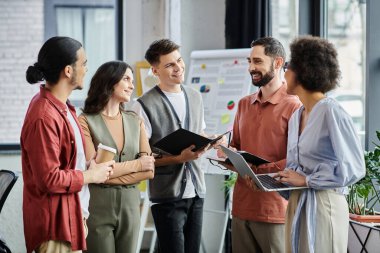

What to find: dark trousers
left=151, top=196, right=204, bottom=253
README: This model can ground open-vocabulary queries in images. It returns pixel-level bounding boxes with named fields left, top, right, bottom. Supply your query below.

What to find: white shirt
left=131, top=90, right=206, bottom=200
left=66, top=105, right=90, bottom=219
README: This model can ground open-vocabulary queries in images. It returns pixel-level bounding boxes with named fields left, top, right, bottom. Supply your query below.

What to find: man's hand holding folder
left=153, top=129, right=231, bottom=156
left=177, top=144, right=210, bottom=163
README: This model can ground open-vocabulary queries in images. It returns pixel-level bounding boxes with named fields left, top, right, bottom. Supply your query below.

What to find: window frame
left=44, top=0, right=121, bottom=58
left=365, top=0, right=380, bottom=150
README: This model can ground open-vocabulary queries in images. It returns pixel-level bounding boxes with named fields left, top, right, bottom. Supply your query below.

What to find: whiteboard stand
left=201, top=191, right=231, bottom=253
left=135, top=183, right=157, bottom=253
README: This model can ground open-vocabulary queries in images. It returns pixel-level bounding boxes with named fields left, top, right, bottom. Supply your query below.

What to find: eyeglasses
left=208, top=159, right=229, bottom=170
left=283, top=62, right=289, bottom=72
left=135, top=151, right=163, bottom=159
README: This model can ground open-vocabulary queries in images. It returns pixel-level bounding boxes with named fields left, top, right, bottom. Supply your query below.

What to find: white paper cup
left=96, top=143, right=117, bottom=163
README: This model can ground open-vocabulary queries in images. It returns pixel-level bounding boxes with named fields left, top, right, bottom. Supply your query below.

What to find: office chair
left=0, top=170, right=18, bottom=253
left=0, top=237, right=11, bottom=253
left=0, top=170, right=18, bottom=214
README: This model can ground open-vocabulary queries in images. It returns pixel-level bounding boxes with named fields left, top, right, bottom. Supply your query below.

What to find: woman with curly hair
left=277, top=36, right=365, bottom=252
left=78, top=61, right=155, bottom=253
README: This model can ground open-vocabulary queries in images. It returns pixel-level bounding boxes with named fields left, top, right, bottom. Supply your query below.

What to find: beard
left=250, top=65, right=275, bottom=88
left=73, top=84, right=83, bottom=91
left=70, top=67, right=83, bottom=90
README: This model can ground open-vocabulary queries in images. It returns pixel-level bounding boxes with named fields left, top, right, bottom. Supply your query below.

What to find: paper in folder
left=153, top=128, right=230, bottom=155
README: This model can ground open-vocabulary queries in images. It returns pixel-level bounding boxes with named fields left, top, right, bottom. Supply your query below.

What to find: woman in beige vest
left=78, top=61, right=155, bottom=253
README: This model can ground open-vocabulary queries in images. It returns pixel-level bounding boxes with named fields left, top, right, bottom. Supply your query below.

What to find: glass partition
left=271, top=0, right=299, bottom=58
left=56, top=6, right=116, bottom=106
left=327, top=0, right=366, bottom=146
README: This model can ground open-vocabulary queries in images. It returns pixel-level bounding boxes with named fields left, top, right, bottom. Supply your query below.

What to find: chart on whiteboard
left=186, top=48, right=255, bottom=174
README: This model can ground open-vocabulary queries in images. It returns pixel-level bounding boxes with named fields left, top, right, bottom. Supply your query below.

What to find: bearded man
left=219, top=37, right=301, bottom=253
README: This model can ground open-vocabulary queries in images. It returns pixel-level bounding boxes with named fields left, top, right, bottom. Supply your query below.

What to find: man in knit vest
left=132, top=39, right=209, bottom=253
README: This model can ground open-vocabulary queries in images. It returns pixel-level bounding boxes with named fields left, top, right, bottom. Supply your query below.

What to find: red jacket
left=21, top=86, right=86, bottom=253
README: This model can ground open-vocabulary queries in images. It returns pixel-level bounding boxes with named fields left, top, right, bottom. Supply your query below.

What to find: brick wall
left=0, top=0, right=43, bottom=144
left=0, top=0, right=43, bottom=251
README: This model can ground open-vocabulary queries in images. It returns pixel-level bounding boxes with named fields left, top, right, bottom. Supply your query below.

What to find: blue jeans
left=151, top=196, right=204, bottom=253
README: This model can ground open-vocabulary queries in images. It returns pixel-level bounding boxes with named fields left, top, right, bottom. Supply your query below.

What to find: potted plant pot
left=349, top=213, right=380, bottom=223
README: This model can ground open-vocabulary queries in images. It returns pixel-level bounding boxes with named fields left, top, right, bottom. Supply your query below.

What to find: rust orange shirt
left=21, top=86, right=86, bottom=252
left=230, top=83, right=301, bottom=223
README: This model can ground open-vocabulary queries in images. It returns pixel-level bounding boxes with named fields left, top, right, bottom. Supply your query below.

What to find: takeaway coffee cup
left=96, top=143, right=117, bottom=163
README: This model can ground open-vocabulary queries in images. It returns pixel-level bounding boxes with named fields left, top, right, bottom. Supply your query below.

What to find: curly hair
left=82, top=61, right=132, bottom=114
left=289, top=36, right=341, bottom=93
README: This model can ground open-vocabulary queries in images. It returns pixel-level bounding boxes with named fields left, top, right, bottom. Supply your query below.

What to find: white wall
left=124, top=0, right=226, bottom=79
left=124, top=0, right=165, bottom=66
left=0, top=0, right=41, bottom=144
left=0, top=0, right=42, bottom=251
left=181, top=1, right=227, bottom=251
left=181, top=0, right=226, bottom=71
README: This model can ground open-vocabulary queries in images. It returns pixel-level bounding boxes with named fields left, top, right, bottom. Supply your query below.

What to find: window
left=271, top=0, right=299, bottom=58
left=45, top=0, right=119, bottom=107
left=327, top=0, right=366, bottom=145
left=271, top=0, right=299, bottom=84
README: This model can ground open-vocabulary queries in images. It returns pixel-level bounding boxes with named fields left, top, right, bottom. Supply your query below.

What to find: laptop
left=220, top=146, right=308, bottom=192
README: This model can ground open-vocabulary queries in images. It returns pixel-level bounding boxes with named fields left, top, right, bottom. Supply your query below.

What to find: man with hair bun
left=22, top=36, right=114, bottom=253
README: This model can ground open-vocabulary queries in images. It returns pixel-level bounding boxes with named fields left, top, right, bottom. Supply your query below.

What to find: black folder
left=153, top=128, right=230, bottom=156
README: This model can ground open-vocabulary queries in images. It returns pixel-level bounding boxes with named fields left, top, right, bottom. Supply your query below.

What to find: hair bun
left=26, top=63, right=44, bottom=84
left=33, top=62, right=43, bottom=70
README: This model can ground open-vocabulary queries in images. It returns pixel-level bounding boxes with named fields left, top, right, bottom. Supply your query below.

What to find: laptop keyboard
left=257, top=174, right=288, bottom=189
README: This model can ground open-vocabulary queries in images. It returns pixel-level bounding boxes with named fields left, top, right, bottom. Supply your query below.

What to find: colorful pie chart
left=227, top=101, right=235, bottom=110
left=200, top=85, right=210, bottom=93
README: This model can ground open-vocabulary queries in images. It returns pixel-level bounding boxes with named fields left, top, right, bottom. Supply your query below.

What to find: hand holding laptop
left=211, top=146, right=237, bottom=171
left=216, top=145, right=237, bottom=159
left=220, top=146, right=308, bottom=192
left=276, top=170, right=307, bottom=187
left=243, top=175, right=262, bottom=192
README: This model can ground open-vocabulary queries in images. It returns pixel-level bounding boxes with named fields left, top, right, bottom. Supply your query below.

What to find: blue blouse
left=286, top=97, right=365, bottom=253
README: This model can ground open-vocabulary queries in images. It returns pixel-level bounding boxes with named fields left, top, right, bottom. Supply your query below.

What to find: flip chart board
left=185, top=48, right=256, bottom=174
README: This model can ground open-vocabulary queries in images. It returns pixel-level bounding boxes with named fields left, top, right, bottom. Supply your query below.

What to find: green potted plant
left=347, top=131, right=380, bottom=222
left=223, top=172, right=237, bottom=194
